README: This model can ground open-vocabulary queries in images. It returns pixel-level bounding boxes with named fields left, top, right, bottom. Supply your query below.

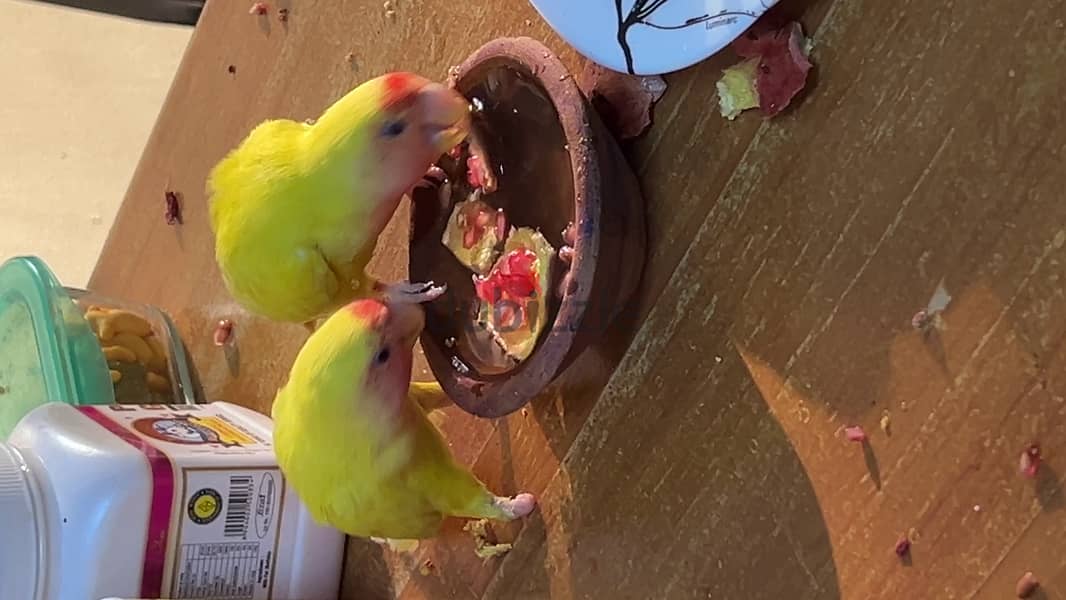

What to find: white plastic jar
left=0, top=402, right=344, bottom=600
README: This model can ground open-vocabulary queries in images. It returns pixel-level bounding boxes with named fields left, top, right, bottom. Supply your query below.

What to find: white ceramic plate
left=529, top=0, right=779, bottom=75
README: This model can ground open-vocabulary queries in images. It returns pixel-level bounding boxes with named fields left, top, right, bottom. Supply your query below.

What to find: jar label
left=171, top=467, right=284, bottom=599
left=77, top=404, right=283, bottom=600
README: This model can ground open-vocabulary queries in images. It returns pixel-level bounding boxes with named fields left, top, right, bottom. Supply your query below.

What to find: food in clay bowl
left=410, top=37, right=646, bottom=418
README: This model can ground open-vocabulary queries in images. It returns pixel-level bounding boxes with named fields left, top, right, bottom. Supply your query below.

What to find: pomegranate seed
left=894, top=536, right=910, bottom=558
left=844, top=425, right=867, bottom=443
left=495, top=209, right=507, bottom=240
left=214, top=320, right=234, bottom=346
left=1019, top=443, right=1041, bottom=478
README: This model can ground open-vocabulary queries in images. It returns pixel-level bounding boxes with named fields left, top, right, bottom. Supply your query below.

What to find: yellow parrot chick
left=208, top=72, right=470, bottom=328
left=272, top=298, right=536, bottom=543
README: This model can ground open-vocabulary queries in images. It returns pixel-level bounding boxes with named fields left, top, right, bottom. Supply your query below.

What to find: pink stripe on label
left=77, top=406, right=174, bottom=598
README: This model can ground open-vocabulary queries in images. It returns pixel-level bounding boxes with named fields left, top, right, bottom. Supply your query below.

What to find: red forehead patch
left=346, top=299, right=387, bottom=327
left=382, top=72, right=421, bottom=111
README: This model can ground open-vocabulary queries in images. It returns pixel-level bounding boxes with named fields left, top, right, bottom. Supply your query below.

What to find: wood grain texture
left=91, top=0, right=1066, bottom=598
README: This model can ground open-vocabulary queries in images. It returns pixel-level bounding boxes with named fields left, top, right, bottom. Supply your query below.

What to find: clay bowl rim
left=417, top=36, right=600, bottom=418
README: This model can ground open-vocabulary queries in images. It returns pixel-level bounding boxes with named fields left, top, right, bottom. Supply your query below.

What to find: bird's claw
left=381, top=281, right=447, bottom=304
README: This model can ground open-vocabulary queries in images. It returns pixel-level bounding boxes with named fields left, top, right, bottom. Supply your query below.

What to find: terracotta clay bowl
left=409, top=37, right=646, bottom=418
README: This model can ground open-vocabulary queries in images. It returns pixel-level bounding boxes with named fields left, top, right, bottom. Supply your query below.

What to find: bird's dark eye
left=380, top=120, right=407, bottom=138
left=375, top=347, right=391, bottom=364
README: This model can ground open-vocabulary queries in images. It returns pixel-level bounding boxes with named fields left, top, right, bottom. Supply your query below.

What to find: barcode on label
left=224, top=475, right=254, bottom=538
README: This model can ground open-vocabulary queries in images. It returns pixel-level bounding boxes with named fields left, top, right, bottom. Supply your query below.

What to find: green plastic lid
left=0, top=256, right=114, bottom=438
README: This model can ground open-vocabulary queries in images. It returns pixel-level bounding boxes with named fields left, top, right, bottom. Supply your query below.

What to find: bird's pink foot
left=494, top=493, right=536, bottom=520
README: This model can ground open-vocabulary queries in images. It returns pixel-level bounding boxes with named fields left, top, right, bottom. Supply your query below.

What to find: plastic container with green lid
left=0, top=256, right=196, bottom=438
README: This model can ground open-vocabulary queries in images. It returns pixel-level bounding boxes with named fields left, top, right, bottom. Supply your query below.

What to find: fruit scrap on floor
left=1019, top=442, right=1041, bottom=478
left=912, top=279, right=953, bottom=333
left=464, top=519, right=513, bottom=559
left=717, top=21, right=814, bottom=119
left=894, top=535, right=911, bottom=558
left=844, top=425, right=867, bottom=443
left=164, top=190, right=183, bottom=225
left=879, top=411, right=891, bottom=435
left=1016, top=571, right=1039, bottom=598
left=249, top=2, right=268, bottom=15
left=214, top=319, right=235, bottom=346
left=577, top=63, right=667, bottom=140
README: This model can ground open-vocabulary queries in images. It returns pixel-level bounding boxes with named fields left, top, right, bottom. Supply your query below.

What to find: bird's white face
left=344, top=299, right=425, bottom=423
left=364, top=74, right=471, bottom=238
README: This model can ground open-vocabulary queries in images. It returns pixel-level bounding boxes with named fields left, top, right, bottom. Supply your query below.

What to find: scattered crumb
left=344, top=52, right=355, bottom=64
left=227, top=64, right=237, bottom=75
left=524, top=19, right=533, bottom=26
left=926, top=279, right=953, bottom=312
left=912, top=279, right=952, bottom=332
left=1008, top=69, right=1016, bottom=78
left=1016, top=571, right=1039, bottom=598
left=418, top=559, right=435, bottom=576
left=304, top=118, right=316, bottom=125
left=383, top=538, right=419, bottom=553
left=1019, top=442, right=1041, bottom=478
left=164, top=190, right=183, bottom=225
left=464, top=519, right=488, bottom=540
left=249, top=2, right=268, bottom=15
left=559, top=246, right=575, bottom=264
left=214, top=320, right=235, bottom=346
left=475, top=542, right=513, bottom=559
left=844, top=425, right=867, bottom=443
left=879, top=411, right=891, bottom=435
left=562, top=222, right=577, bottom=246
left=907, top=527, right=920, bottom=541
left=464, top=519, right=513, bottom=560
left=521, top=407, right=529, bottom=417
left=714, top=355, right=723, bottom=363
left=277, top=7, right=289, bottom=21
left=894, top=535, right=911, bottom=558
left=972, top=504, right=981, bottom=512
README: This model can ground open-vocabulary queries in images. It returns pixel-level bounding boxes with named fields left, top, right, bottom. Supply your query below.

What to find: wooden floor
left=91, top=0, right=1066, bottom=597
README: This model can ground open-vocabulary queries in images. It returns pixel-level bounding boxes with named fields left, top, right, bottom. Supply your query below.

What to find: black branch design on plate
left=614, top=0, right=760, bottom=73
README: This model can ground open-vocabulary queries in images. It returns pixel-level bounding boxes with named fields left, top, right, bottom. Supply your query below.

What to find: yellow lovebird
left=272, top=298, right=536, bottom=543
left=207, top=72, right=470, bottom=328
